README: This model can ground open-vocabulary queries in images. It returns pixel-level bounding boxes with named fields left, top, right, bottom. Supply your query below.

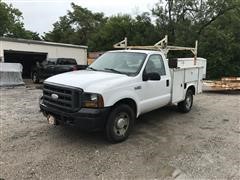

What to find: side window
left=47, top=59, right=56, bottom=65
left=57, top=59, right=77, bottom=65
left=145, top=54, right=166, bottom=76
left=47, top=61, right=55, bottom=65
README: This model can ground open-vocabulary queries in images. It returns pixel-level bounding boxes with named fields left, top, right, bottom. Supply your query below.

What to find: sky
left=3, top=0, right=160, bottom=35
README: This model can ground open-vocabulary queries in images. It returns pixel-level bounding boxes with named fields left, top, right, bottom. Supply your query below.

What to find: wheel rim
left=113, top=112, right=129, bottom=136
left=185, top=95, right=192, bottom=109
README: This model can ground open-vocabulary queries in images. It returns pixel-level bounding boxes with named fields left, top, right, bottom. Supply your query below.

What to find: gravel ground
left=0, top=86, right=239, bottom=180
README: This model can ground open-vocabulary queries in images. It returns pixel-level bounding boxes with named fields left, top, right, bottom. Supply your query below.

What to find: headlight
left=82, top=93, right=104, bottom=108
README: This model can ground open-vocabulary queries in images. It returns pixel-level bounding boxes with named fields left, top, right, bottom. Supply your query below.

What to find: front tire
left=178, top=89, right=193, bottom=113
left=105, top=104, right=135, bottom=143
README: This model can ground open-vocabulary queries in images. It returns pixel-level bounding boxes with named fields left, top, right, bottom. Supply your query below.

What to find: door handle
left=134, top=86, right=142, bottom=90
left=166, top=79, right=169, bottom=87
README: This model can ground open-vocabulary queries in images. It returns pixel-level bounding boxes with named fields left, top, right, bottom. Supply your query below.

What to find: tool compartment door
left=171, top=70, right=185, bottom=103
left=185, top=68, right=199, bottom=82
left=197, top=68, right=203, bottom=93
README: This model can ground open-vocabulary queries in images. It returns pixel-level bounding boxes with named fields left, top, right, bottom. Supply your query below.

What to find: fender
left=103, top=89, right=140, bottom=117
left=185, top=82, right=197, bottom=95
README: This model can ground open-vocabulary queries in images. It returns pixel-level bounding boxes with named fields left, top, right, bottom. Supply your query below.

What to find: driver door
left=139, top=54, right=171, bottom=113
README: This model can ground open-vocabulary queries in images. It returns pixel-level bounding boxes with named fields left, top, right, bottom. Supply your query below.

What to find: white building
left=0, top=37, right=87, bottom=78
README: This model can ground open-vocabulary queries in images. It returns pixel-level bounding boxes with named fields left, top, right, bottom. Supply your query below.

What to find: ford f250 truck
left=40, top=36, right=206, bottom=143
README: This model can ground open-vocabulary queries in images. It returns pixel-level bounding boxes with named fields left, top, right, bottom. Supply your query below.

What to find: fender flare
left=104, top=90, right=140, bottom=117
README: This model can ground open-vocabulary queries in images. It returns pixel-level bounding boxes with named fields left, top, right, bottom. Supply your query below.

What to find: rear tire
left=32, top=72, right=40, bottom=83
left=105, top=104, right=135, bottom=143
left=178, top=89, right=193, bottom=113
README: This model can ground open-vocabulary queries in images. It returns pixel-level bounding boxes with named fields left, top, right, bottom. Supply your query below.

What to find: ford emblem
left=51, top=94, right=58, bottom=99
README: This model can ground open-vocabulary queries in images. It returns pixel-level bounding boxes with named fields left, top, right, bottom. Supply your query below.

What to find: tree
left=152, top=0, right=239, bottom=42
left=43, top=16, right=75, bottom=44
left=44, top=0, right=240, bottom=79
left=0, top=0, right=41, bottom=40
left=44, top=3, right=106, bottom=45
left=87, top=14, right=135, bottom=51
left=132, top=12, right=159, bottom=45
left=152, top=0, right=240, bottom=79
left=0, top=0, right=22, bottom=36
left=198, top=3, right=240, bottom=78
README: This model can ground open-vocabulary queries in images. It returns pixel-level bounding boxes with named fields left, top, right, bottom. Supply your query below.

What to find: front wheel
left=105, top=104, right=135, bottom=143
left=178, top=89, right=193, bottom=113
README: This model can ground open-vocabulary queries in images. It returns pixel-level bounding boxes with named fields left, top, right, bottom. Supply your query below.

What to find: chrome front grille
left=43, top=83, right=82, bottom=112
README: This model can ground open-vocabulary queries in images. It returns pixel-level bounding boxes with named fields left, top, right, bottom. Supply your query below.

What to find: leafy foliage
left=199, top=6, right=240, bottom=78
left=1, top=0, right=239, bottom=79
left=44, top=3, right=106, bottom=45
left=88, top=14, right=159, bottom=51
left=43, top=1, right=240, bottom=79
left=0, top=0, right=41, bottom=40
left=152, top=0, right=240, bottom=78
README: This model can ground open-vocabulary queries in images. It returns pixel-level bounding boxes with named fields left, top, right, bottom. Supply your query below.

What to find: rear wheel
left=178, top=89, right=193, bottom=113
left=105, top=104, right=135, bottom=143
left=32, top=72, right=40, bottom=83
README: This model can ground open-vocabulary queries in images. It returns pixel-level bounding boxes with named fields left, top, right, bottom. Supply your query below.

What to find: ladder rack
left=113, top=35, right=198, bottom=64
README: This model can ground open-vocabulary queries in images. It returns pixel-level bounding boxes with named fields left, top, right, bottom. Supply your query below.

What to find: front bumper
left=40, top=103, right=110, bottom=131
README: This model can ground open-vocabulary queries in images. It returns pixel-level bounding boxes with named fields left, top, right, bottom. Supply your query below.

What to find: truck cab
left=40, top=37, right=206, bottom=143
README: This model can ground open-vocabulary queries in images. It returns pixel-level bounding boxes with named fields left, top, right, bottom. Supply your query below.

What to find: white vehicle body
left=45, top=50, right=206, bottom=117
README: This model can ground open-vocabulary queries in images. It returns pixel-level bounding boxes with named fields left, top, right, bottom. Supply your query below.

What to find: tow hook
left=47, top=115, right=57, bottom=125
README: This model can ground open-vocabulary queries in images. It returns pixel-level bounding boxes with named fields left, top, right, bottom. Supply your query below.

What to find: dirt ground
left=0, top=85, right=239, bottom=180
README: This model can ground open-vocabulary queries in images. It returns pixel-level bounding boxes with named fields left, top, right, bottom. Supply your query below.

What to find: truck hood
left=44, top=70, right=132, bottom=92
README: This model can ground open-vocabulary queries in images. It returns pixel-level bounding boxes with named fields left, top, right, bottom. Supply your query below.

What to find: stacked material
left=203, top=77, right=240, bottom=91
left=0, top=63, right=24, bottom=87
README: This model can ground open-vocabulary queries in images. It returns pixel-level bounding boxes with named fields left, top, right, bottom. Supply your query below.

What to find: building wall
left=0, top=40, right=87, bottom=65
left=0, top=40, right=3, bottom=62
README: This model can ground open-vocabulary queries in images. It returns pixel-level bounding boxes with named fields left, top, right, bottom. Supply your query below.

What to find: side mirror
left=143, top=72, right=161, bottom=81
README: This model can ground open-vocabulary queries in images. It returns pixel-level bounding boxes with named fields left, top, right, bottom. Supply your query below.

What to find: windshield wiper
left=87, top=67, right=97, bottom=71
left=104, top=68, right=125, bottom=75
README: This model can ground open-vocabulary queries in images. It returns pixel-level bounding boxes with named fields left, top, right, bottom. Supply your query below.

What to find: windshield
left=88, top=52, right=147, bottom=76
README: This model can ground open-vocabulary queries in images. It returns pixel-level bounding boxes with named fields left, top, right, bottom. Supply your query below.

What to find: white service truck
left=40, top=36, right=207, bottom=143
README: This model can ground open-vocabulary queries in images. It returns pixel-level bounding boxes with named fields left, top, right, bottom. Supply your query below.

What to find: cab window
left=47, top=59, right=57, bottom=65
left=57, top=58, right=77, bottom=65
left=145, top=54, right=166, bottom=76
